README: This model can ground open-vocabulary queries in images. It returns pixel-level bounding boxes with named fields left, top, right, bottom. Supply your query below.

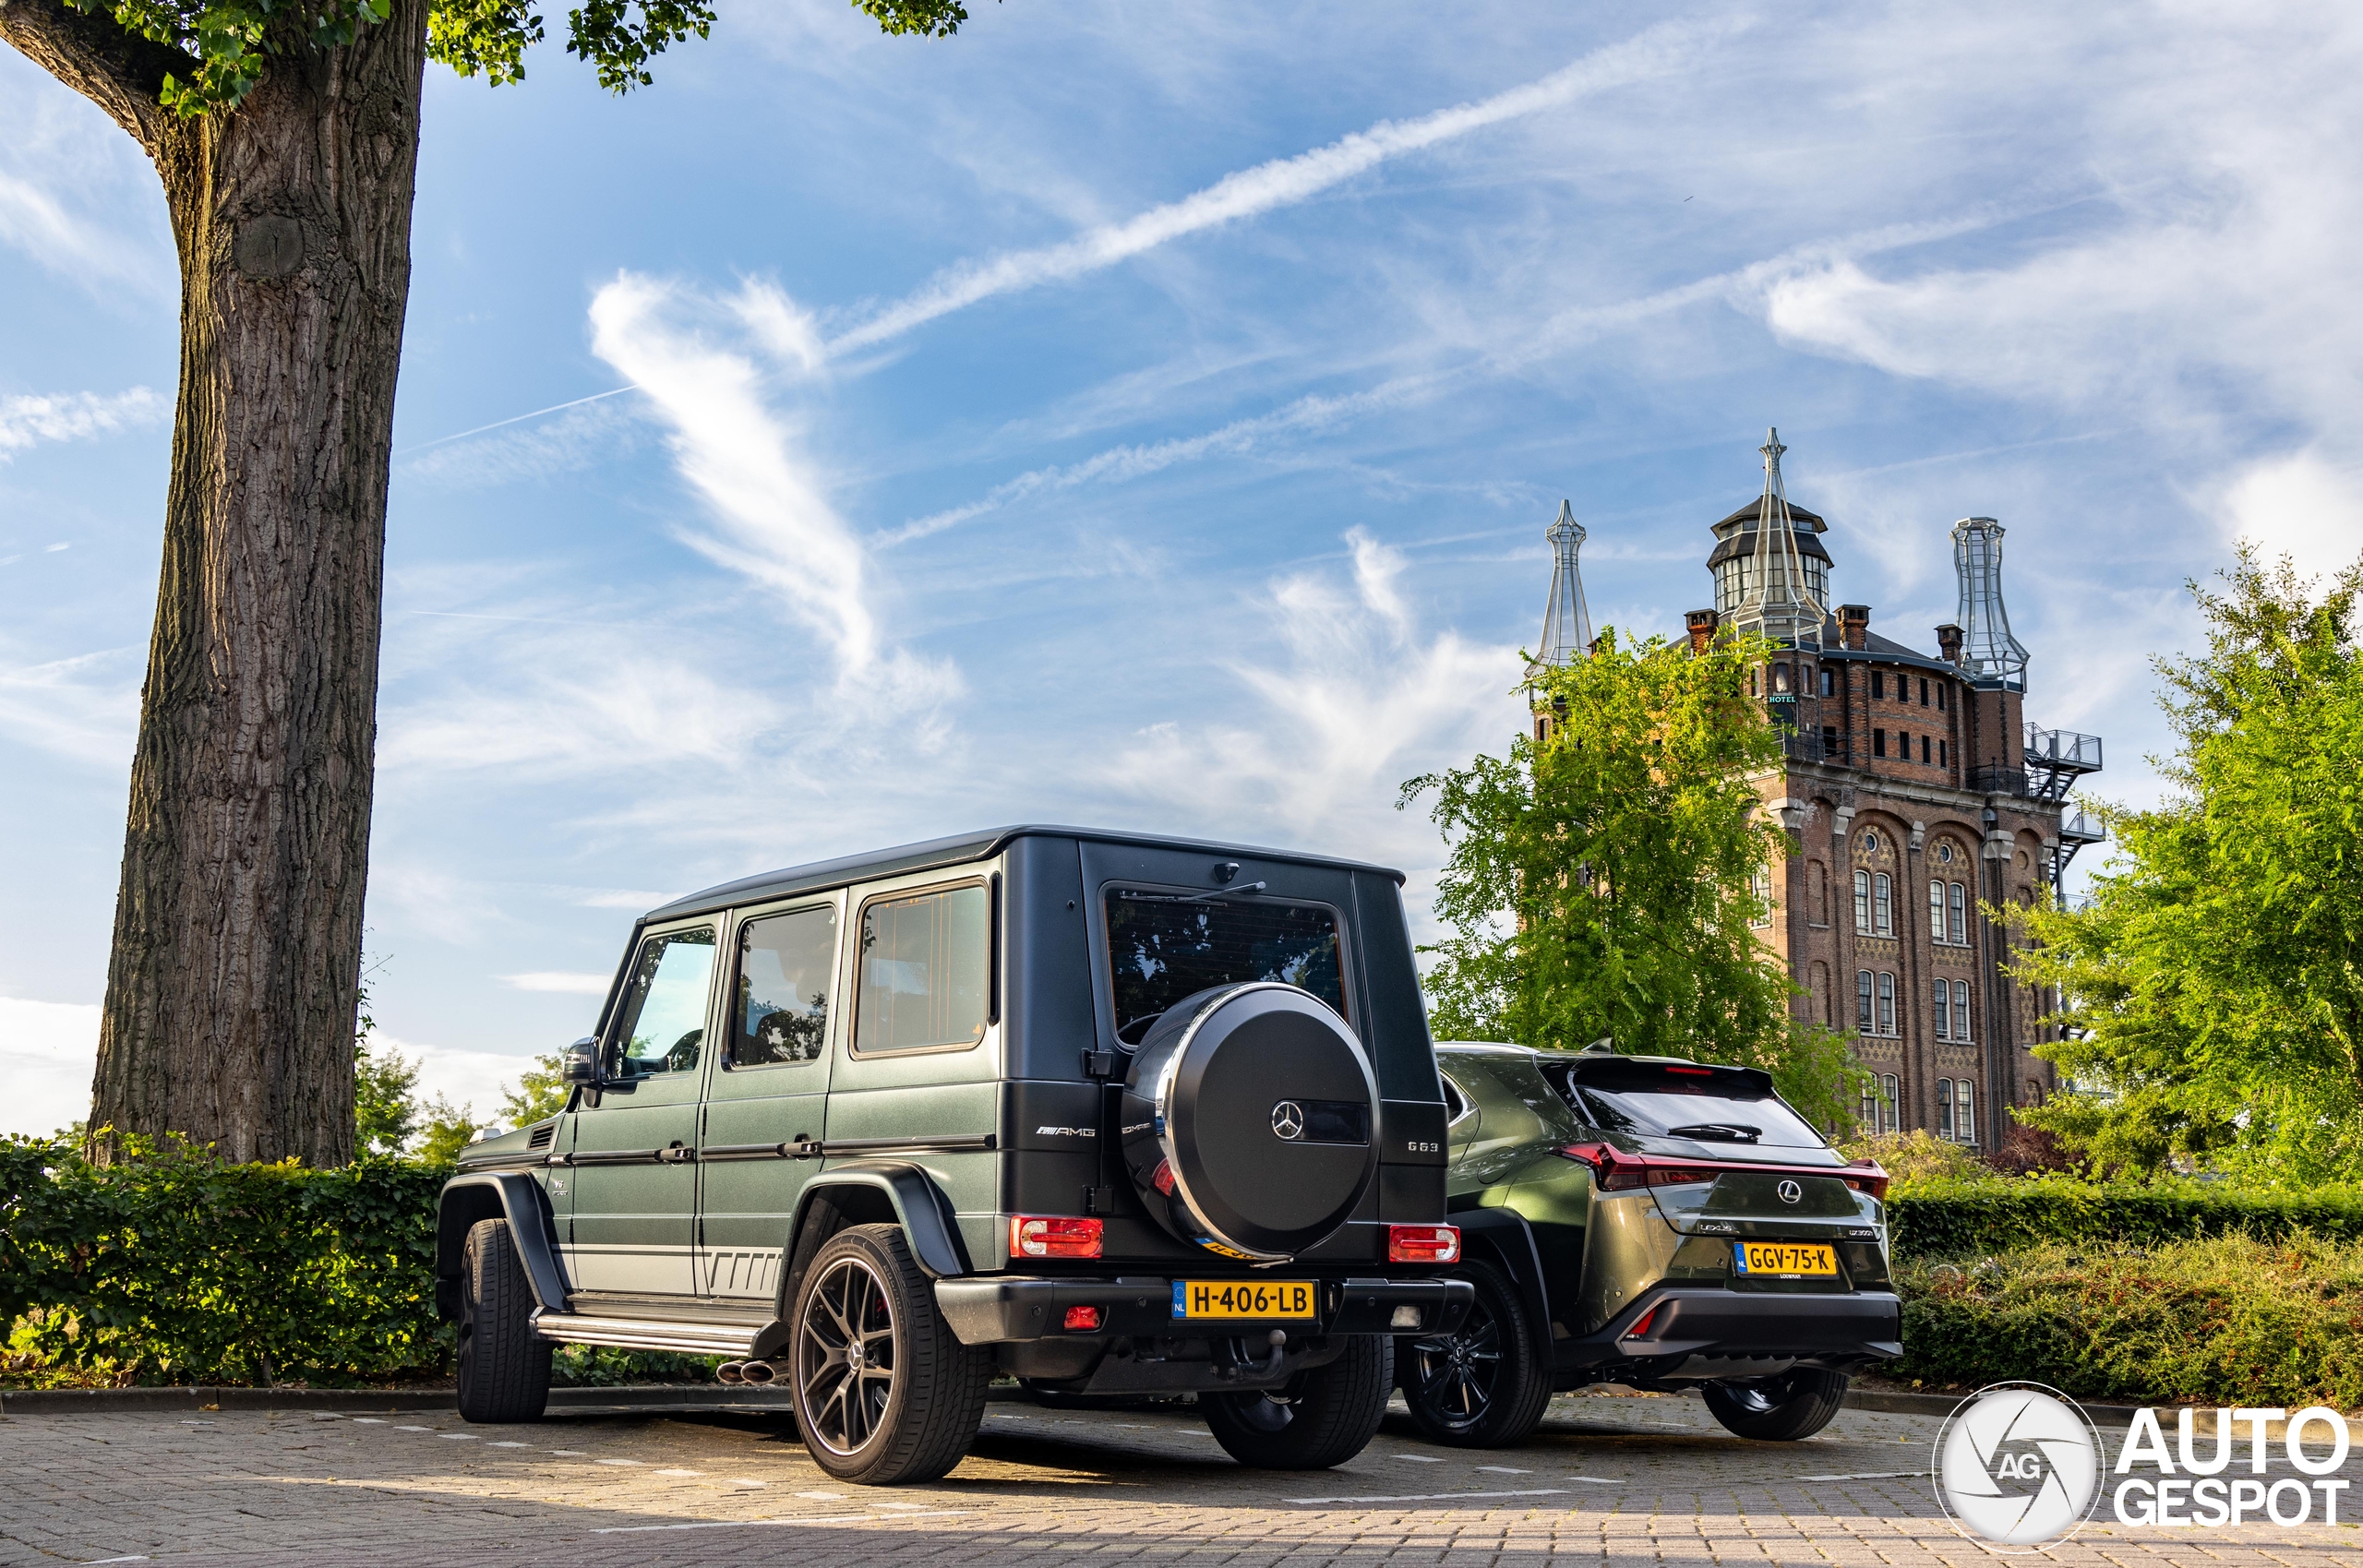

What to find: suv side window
left=609, top=927, right=716, bottom=1079
left=854, top=883, right=989, bottom=1056
left=734, top=904, right=837, bottom=1067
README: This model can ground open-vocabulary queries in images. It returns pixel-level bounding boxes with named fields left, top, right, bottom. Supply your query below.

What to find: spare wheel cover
left=1122, top=982, right=1379, bottom=1261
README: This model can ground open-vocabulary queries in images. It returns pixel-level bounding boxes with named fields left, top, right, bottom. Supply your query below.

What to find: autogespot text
left=2110, top=1406, right=2350, bottom=1527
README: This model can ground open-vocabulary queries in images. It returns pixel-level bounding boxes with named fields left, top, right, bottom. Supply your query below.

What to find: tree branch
left=0, top=0, right=191, bottom=146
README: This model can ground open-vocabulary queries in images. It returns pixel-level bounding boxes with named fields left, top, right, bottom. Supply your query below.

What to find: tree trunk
left=11, top=1, right=431, bottom=1166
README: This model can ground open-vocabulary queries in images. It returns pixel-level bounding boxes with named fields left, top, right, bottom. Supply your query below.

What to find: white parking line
left=439, top=1434, right=477, bottom=1441
left=1565, top=1475, right=1625, bottom=1484
left=353, top=1418, right=386, bottom=1425
left=653, top=1468, right=702, bottom=1478
left=1795, top=1471, right=1921, bottom=1481
left=393, top=1426, right=432, bottom=1432
left=1476, top=1466, right=1531, bottom=1474
left=488, top=1441, right=533, bottom=1448
left=797, top=1490, right=846, bottom=1500
left=1286, top=1487, right=1572, bottom=1505
left=597, top=1458, right=643, bottom=1466
left=1393, top=1454, right=1444, bottom=1463
left=548, top=1450, right=588, bottom=1456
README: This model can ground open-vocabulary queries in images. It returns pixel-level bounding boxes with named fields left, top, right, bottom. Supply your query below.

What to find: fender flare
left=1450, top=1207, right=1553, bottom=1350
left=790, top=1161, right=971, bottom=1280
left=437, top=1172, right=570, bottom=1318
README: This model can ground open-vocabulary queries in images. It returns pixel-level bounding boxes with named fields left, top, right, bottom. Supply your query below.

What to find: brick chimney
left=1685, top=608, right=1718, bottom=653
left=1936, top=622, right=1964, bottom=664
left=1838, top=604, right=1870, bottom=651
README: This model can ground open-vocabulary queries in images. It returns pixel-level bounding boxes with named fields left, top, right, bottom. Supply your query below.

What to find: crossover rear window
left=1103, top=891, right=1346, bottom=1045
left=1543, top=1059, right=1825, bottom=1149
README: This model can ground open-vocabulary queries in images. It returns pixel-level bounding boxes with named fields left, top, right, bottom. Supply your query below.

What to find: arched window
left=1853, top=870, right=1872, bottom=932
left=1929, top=879, right=1945, bottom=937
left=1949, top=883, right=1967, bottom=944
left=1873, top=872, right=1893, bottom=935
left=1957, top=1082, right=1976, bottom=1145
left=1937, top=1078, right=1954, bottom=1138
left=1856, top=969, right=1874, bottom=1032
left=1880, top=1073, right=1901, bottom=1134
left=1933, top=978, right=1950, bottom=1039
left=1877, top=972, right=1896, bottom=1035
left=1952, top=980, right=1972, bottom=1040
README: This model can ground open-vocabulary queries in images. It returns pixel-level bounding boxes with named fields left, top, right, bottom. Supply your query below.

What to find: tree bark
left=2, top=0, right=429, bottom=1165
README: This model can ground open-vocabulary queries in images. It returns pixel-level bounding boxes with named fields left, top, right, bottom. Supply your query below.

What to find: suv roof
left=642, top=823, right=1407, bottom=923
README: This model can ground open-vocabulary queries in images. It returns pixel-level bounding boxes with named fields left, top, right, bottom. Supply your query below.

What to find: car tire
left=1701, top=1367, right=1851, bottom=1441
left=454, top=1217, right=553, bottom=1425
left=1398, top=1259, right=1551, bottom=1448
left=789, top=1224, right=991, bottom=1485
left=1201, top=1334, right=1392, bottom=1470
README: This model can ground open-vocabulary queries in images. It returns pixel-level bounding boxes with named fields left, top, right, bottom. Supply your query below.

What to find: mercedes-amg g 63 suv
left=1399, top=1041, right=1898, bottom=1448
left=437, top=827, right=1471, bottom=1483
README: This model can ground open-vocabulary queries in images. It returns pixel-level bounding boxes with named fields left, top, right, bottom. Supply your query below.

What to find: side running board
left=532, top=1313, right=773, bottom=1358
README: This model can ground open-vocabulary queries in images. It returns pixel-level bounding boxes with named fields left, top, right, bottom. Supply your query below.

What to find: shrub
left=0, top=1136, right=450, bottom=1387
left=1893, top=1234, right=2363, bottom=1407
left=1887, top=1175, right=2363, bottom=1259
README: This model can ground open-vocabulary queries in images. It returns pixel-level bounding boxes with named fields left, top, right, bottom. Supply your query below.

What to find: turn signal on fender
left=1387, top=1224, right=1461, bottom=1263
left=1011, top=1215, right=1103, bottom=1259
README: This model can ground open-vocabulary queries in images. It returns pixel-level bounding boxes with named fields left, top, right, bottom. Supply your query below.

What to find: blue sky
left=4, top=2, right=2358, bottom=1135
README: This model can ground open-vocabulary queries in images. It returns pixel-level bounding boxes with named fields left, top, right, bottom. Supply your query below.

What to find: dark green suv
left=436, top=827, right=1470, bottom=1483
left=1398, top=1042, right=1899, bottom=1448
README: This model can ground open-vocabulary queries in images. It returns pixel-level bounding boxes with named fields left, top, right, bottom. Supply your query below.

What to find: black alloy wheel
left=797, top=1253, right=898, bottom=1457
left=1398, top=1259, right=1550, bottom=1448
left=788, top=1224, right=991, bottom=1484
left=1701, top=1366, right=1851, bottom=1441
left=453, top=1217, right=552, bottom=1425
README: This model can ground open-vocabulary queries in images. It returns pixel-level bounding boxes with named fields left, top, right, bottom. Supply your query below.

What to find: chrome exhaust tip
left=739, top=1359, right=783, bottom=1385
left=716, top=1360, right=747, bottom=1385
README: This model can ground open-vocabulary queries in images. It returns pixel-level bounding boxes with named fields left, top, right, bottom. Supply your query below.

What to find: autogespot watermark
left=1932, top=1382, right=2354, bottom=1552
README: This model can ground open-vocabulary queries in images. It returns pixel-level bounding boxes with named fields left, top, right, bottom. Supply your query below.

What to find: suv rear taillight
left=1011, top=1215, right=1103, bottom=1259
left=1557, top=1142, right=1649, bottom=1190
left=1387, top=1224, right=1460, bottom=1263
left=1842, top=1159, right=1891, bottom=1200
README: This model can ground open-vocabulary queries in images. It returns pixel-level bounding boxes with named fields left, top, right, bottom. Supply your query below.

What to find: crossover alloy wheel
left=1398, top=1260, right=1550, bottom=1448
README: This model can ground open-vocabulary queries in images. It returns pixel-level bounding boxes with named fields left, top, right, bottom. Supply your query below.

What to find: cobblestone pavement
left=3, top=1389, right=2356, bottom=1567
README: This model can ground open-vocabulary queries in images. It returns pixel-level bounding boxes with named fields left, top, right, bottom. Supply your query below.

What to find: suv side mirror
left=560, top=1037, right=601, bottom=1086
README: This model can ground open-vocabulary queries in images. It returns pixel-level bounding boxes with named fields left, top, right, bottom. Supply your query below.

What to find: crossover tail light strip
left=1556, top=1142, right=1890, bottom=1201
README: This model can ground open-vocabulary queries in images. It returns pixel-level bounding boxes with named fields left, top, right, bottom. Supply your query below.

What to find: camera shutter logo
left=1777, top=1179, right=1802, bottom=1204
left=1933, top=1382, right=2103, bottom=1550
left=1271, top=1101, right=1306, bottom=1141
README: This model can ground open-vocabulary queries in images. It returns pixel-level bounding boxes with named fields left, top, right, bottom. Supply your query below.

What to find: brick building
left=1529, top=432, right=2103, bottom=1145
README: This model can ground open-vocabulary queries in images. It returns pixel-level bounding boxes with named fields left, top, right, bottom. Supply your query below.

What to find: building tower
left=1726, top=428, right=1829, bottom=650
left=1528, top=500, right=1592, bottom=743
left=1950, top=518, right=2030, bottom=690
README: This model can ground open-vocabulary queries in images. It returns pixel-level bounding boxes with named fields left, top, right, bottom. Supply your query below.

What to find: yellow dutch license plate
left=1735, top=1242, right=1839, bottom=1277
left=1172, top=1280, right=1319, bottom=1320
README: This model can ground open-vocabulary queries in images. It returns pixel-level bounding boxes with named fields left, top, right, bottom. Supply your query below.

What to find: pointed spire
left=1951, top=516, right=2030, bottom=689
left=1532, top=499, right=1593, bottom=669
left=1728, top=426, right=1826, bottom=648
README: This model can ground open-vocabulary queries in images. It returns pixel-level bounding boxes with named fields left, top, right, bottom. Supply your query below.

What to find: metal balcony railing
left=2025, top=726, right=2104, bottom=772
left=2058, top=807, right=2105, bottom=845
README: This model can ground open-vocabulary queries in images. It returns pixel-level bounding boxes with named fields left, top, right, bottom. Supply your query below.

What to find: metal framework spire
left=1532, top=499, right=1593, bottom=668
left=1729, top=427, right=1825, bottom=648
left=1950, top=516, right=2030, bottom=689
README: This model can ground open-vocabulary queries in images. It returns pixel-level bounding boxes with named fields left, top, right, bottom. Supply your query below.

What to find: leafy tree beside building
left=2012, top=546, right=2363, bottom=1184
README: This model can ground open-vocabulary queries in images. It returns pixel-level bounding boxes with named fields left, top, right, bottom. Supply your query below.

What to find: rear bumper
left=935, top=1274, right=1474, bottom=1346
left=1561, top=1287, right=1901, bottom=1380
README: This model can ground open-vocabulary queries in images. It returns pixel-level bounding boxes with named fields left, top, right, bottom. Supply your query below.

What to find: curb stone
left=0, top=1383, right=798, bottom=1417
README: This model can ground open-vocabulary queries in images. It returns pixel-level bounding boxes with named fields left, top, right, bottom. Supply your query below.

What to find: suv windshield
left=1544, top=1059, right=1825, bottom=1149
left=1104, top=891, right=1345, bottom=1044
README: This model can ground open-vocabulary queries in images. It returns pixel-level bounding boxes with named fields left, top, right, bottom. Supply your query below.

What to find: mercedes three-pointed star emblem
left=1271, top=1100, right=1306, bottom=1141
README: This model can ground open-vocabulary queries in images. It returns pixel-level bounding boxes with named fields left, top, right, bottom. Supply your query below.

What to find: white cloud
left=2215, top=449, right=2363, bottom=588
left=826, top=17, right=1739, bottom=354
left=375, top=1032, right=549, bottom=1128
left=0, top=388, right=165, bottom=461
left=498, top=972, right=614, bottom=995
left=1103, top=531, right=1526, bottom=869
left=0, top=646, right=139, bottom=769
left=0, top=997, right=99, bottom=1139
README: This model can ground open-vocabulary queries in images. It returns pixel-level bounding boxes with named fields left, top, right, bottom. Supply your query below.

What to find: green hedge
left=1892, top=1235, right=2363, bottom=1407
left=0, top=1137, right=450, bottom=1387
left=1888, top=1176, right=2363, bottom=1259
